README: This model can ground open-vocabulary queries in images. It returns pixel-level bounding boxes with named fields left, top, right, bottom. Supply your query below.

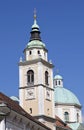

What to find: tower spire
left=34, top=8, right=36, bottom=20
left=56, top=69, right=59, bottom=75
left=29, top=9, right=41, bottom=41
left=32, top=8, right=39, bottom=29
left=33, top=8, right=37, bottom=25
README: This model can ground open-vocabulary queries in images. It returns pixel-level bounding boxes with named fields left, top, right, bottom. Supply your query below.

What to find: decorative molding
left=19, top=58, right=54, bottom=68
left=46, top=88, right=51, bottom=101
left=19, top=84, right=54, bottom=91
left=25, top=88, right=35, bottom=100
left=24, top=46, right=48, bottom=53
left=55, top=103, right=81, bottom=108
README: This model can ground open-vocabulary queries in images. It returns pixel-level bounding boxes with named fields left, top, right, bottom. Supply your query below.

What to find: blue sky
left=0, top=0, right=84, bottom=119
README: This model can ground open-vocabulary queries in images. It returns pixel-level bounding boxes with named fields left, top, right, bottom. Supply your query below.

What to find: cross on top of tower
left=56, top=69, right=59, bottom=75
left=34, top=8, right=37, bottom=20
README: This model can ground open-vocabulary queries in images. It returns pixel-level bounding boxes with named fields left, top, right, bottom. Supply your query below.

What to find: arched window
left=56, top=80, right=57, bottom=85
left=30, top=108, right=32, bottom=114
left=27, top=70, right=34, bottom=84
left=29, top=51, right=32, bottom=55
left=59, top=80, right=61, bottom=85
left=64, top=112, right=69, bottom=122
left=38, top=50, right=40, bottom=54
left=77, top=113, right=79, bottom=122
left=45, top=71, right=48, bottom=85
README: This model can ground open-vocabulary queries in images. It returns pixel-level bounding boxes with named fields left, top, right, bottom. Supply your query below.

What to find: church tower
left=19, top=13, right=55, bottom=126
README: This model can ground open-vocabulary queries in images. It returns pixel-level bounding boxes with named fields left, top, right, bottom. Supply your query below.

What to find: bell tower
left=19, top=13, right=55, bottom=126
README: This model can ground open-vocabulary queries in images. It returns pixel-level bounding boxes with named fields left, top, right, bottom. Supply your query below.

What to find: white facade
left=25, top=47, right=48, bottom=61
left=55, top=104, right=82, bottom=123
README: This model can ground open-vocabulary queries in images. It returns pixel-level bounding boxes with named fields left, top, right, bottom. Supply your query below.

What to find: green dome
left=54, top=87, right=81, bottom=106
left=27, top=40, right=46, bottom=49
left=10, top=96, right=19, bottom=103
left=54, top=74, right=63, bottom=80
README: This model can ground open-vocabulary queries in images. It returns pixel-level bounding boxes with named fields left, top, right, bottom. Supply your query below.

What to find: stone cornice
left=18, top=58, right=54, bottom=68
left=55, top=103, right=82, bottom=109
left=24, top=46, right=48, bottom=53
left=19, top=84, right=54, bottom=91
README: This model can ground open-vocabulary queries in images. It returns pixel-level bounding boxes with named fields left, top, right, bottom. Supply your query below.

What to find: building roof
left=10, top=96, right=19, bottom=102
left=54, top=87, right=81, bottom=106
left=54, top=74, right=63, bottom=80
left=56, top=116, right=71, bottom=130
left=0, top=92, right=51, bottom=130
left=0, top=92, right=71, bottom=130
left=54, top=74, right=81, bottom=106
left=68, top=123, right=84, bottom=130
left=27, top=40, right=46, bottom=49
left=77, top=123, right=84, bottom=130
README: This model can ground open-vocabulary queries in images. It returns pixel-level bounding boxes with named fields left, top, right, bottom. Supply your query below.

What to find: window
left=30, top=108, right=32, bottom=114
left=59, top=80, right=61, bottom=85
left=77, top=113, right=79, bottom=122
left=45, top=71, right=49, bottom=85
left=47, top=108, right=50, bottom=115
left=56, top=80, right=57, bottom=85
left=29, top=51, right=32, bottom=55
left=27, top=70, right=34, bottom=84
left=38, top=50, right=40, bottom=54
left=64, top=112, right=69, bottom=122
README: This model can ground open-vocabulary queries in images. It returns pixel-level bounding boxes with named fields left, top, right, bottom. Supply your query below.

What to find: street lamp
left=0, top=101, right=11, bottom=121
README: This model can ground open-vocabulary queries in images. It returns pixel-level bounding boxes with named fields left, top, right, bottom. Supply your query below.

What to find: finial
left=56, top=69, right=59, bottom=74
left=49, top=60, right=52, bottom=64
left=32, top=8, right=39, bottom=29
left=34, top=8, right=37, bottom=20
left=20, top=56, right=22, bottom=62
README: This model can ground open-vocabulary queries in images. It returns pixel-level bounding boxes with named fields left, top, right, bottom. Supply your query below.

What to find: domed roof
left=54, top=87, right=81, bottom=106
left=54, top=74, right=63, bottom=80
left=27, top=40, right=46, bottom=49
left=10, top=96, right=19, bottom=103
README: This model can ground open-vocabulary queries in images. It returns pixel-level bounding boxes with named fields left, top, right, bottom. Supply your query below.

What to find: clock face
left=46, top=88, right=51, bottom=100
left=25, top=88, right=35, bottom=99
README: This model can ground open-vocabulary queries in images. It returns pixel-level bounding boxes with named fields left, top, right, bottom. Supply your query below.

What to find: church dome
left=27, top=40, right=46, bottom=49
left=10, top=96, right=19, bottom=104
left=54, top=74, right=63, bottom=80
left=54, top=87, right=81, bottom=106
